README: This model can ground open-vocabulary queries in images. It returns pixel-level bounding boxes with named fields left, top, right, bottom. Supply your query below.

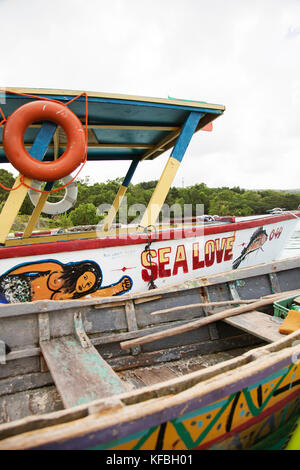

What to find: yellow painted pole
left=138, top=156, right=180, bottom=229
left=139, top=111, right=203, bottom=229
left=103, top=185, right=127, bottom=231
left=23, top=179, right=55, bottom=238
left=24, top=128, right=60, bottom=237
left=103, top=159, right=139, bottom=231
left=23, top=192, right=49, bottom=238
left=0, top=175, right=33, bottom=244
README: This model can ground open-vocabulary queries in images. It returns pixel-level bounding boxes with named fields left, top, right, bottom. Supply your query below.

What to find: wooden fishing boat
left=0, top=88, right=299, bottom=302
left=0, top=256, right=299, bottom=450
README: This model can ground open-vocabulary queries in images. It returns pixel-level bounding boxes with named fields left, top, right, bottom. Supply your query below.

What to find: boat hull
left=90, top=361, right=300, bottom=451
left=0, top=333, right=299, bottom=450
left=0, top=213, right=298, bottom=302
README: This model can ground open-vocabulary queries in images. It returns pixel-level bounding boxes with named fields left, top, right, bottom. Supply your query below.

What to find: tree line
left=0, top=169, right=299, bottom=228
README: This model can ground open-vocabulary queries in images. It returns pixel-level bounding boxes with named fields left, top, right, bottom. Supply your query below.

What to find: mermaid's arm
left=84, top=276, right=133, bottom=298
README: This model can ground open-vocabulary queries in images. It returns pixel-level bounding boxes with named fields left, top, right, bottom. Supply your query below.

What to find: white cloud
left=0, top=0, right=300, bottom=189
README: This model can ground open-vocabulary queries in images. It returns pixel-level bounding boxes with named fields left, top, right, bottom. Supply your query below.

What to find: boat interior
left=0, top=257, right=299, bottom=430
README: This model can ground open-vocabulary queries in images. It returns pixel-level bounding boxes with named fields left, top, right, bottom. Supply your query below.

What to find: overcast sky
left=1, top=0, right=300, bottom=190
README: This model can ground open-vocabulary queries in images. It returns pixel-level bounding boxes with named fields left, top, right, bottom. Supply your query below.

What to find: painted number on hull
left=269, top=227, right=283, bottom=241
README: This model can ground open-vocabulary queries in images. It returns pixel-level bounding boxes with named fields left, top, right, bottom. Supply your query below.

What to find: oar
left=150, top=289, right=300, bottom=316
left=120, top=289, right=300, bottom=350
left=151, top=299, right=260, bottom=316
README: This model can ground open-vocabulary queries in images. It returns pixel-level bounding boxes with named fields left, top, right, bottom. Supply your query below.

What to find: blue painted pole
left=170, top=112, right=204, bottom=162
left=30, top=121, right=57, bottom=162
left=122, top=159, right=139, bottom=188
left=139, top=111, right=204, bottom=228
left=103, top=159, right=140, bottom=230
left=30, top=121, right=57, bottom=190
left=31, top=121, right=58, bottom=191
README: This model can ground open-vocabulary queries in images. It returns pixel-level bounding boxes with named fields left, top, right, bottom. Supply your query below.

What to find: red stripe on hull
left=0, top=212, right=298, bottom=260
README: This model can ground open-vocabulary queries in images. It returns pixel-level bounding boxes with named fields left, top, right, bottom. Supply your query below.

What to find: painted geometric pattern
left=90, top=362, right=300, bottom=450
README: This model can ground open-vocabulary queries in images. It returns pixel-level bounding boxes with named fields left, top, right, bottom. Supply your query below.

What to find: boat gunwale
left=1, top=211, right=299, bottom=258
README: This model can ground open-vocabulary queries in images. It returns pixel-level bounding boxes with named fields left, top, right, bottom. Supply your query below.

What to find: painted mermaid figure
left=0, top=260, right=132, bottom=303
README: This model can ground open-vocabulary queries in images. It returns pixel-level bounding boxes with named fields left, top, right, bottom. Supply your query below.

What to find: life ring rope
left=0, top=90, right=88, bottom=193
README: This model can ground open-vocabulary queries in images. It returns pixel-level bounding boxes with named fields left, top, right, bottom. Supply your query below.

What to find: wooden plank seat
left=223, top=310, right=283, bottom=343
left=40, top=335, right=127, bottom=408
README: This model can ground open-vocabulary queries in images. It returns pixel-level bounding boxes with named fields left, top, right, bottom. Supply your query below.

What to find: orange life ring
left=3, top=100, right=86, bottom=181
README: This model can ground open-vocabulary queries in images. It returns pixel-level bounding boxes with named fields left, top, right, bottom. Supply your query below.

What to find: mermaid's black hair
left=56, top=261, right=102, bottom=299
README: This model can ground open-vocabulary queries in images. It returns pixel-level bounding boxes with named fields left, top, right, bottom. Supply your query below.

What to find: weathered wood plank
left=124, top=300, right=141, bottom=356
left=110, top=334, right=259, bottom=371
left=224, top=311, right=283, bottom=343
left=0, top=371, right=53, bottom=398
left=40, top=336, right=126, bottom=408
left=0, top=386, right=62, bottom=425
left=0, top=341, right=6, bottom=365
left=269, top=272, right=281, bottom=293
left=199, top=286, right=219, bottom=340
left=132, top=366, right=177, bottom=386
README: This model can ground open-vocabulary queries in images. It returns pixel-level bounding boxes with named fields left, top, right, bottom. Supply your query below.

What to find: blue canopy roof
left=0, top=88, right=225, bottom=163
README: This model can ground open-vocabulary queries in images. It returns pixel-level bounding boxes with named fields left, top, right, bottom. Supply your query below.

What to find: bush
left=69, top=203, right=100, bottom=226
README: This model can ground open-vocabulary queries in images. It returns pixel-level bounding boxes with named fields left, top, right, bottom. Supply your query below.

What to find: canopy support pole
left=0, top=122, right=57, bottom=245
left=23, top=181, right=54, bottom=238
left=24, top=129, right=61, bottom=237
left=138, top=112, right=203, bottom=229
left=103, top=159, right=139, bottom=231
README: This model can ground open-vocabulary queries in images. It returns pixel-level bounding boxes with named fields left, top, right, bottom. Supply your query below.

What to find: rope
left=266, top=209, right=300, bottom=221
left=139, top=225, right=158, bottom=290
left=284, top=210, right=300, bottom=220
left=0, top=90, right=88, bottom=194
